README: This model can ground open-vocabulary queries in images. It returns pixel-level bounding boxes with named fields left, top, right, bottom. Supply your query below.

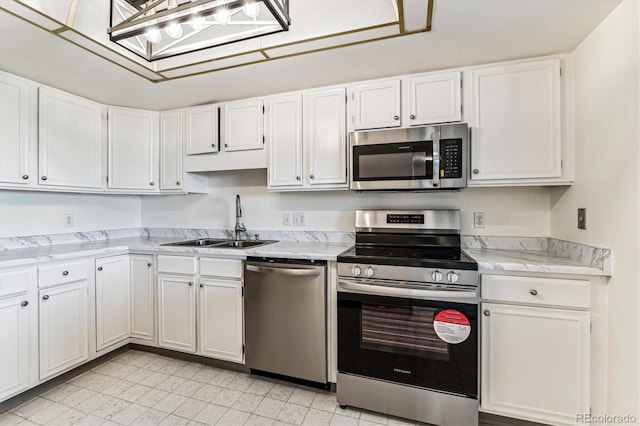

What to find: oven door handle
left=338, top=279, right=477, bottom=303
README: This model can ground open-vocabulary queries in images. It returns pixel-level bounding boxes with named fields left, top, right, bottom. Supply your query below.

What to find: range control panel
left=387, top=214, right=424, bottom=224
left=440, top=139, right=463, bottom=179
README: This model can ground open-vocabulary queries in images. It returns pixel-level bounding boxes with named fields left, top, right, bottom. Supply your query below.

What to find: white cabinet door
left=406, top=71, right=462, bottom=125
left=130, top=255, right=154, bottom=341
left=199, top=278, right=243, bottom=363
left=223, top=99, right=264, bottom=151
left=185, top=105, right=218, bottom=155
left=108, top=107, right=159, bottom=190
left=267, top=94, right=303, bottom=188
left=95, top=256, right=130, bottom=351
left=160, top=111, right=183, bottom=190
left=0, top=73, right=32, bottom=185
left=39, top=281, right=88, bottom=380
left=0, top=294, right=30, bottom=400
left=158, top=274, right=196, bottom=353
left=481, top=302, right=590, bottom=425
left=352, top=79, right=401, bottom=130
left=39, top=87, right=103, bottom=188
left=470, top=60, right=562, bottom=181
left=306, top=87, right=347, bottom=186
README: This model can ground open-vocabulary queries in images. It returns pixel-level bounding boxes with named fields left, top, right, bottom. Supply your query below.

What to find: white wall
left=550, top=0, right=640, bottom=419
left=0, top=190, right=141, bottom=238
left=142, top=169, right=552, bottom=236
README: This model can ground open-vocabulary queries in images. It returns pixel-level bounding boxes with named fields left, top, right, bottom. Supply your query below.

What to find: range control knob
left=365, top=267, right=375, bottom=278
left=447, top=271, right=459, bottom=283
left=431, top=271, right=443, bottom=281
left=352, top=266, right=362, bottom=277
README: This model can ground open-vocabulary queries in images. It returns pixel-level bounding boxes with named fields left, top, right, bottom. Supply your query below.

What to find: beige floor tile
left=208, top=373, right=236, bottom=388
left=76, top=393, right=114, bottom=413
left=192, top=384, right=223, bottom=403
left=157, top=376, right=188, bottom=393
left=119, top=384, right=154, bottom=403
left=191, top=368, right=219, bottom=384
left=217, top=408, right=250, bottom=425
left=14, top=419, right=41, bottom=425
left=11, top=397, right=53, bottom=418
left=123, top=367, right=154, bottom=384
left=128, top=355, right=158, bottom=368
left=27, top=401, right=70, bottom=424
left=245, top=380, right=274, bottom=397
left=110, top=403, right=149, bottom=426
left=175, top=364, right=203, bottom=380
left=136, top=388, right=171, bottom=408
left=331, top=413, right=360, bottom=426
left=287, top=389, right=316, bottom=408
left=174, top=380, right=204, bottom=397
left=0, top=412, right=25, bottom=426
left=75, top=413, right=104, bottom=425
left=211, top=389, right=243, bottom=408
left=49, top=407, right=91, bottom=425
left=303, top=408, right=333, bottom=426
left=102, top=380, right=136, bottom=397
left=69, top=372, right=118, bottom=392
left=134, top=408, right=170, bottom=426
left=158, top=361, right=188, bottom=376
left=141, top=372, right=172, bottom=388
left=359, top=410, right=388, bottom=425
left=226, top=376, right=255, bottom=392
left=159, top=414, right=190, bottom=425
left=276, top=402, right=308, bottom=425
left=145, top=358, right=171, bottom=372
left=359, top=421, right=388, bottom=426
left=244, top=414, right=275, bottom=426
left=334, top=406, right=361, bottom=419
left=253, top=398, right=285, bottom=420
left=192, top=403, right=228, bottom=426
left=61, top=387, right=99, bottom=407
left=153, top=394, right=189, bottom=414
left=231, top=393, right=263, bottom=413
left=266, top=384, right=295, bottom=402
left=92, top=398, right=130, bottom=419
left=310, top=393, right=338, bottom=413
left=41, top=383, right=82, bottom=403
left=173, top=399, right=208, bottom=420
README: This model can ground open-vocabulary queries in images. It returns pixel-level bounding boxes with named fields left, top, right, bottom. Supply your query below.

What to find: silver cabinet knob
left=296, top=176, right=301, bottom=180
left=211, top=144, right=215, bottom=148
left=393, top=115, right=400, bottom=121
left=22, top=175, right=29, bottom=180
left=150, top=182, right=155, bottom=186
left=310, top=175, right=315, bottom=179
left=483, top=310, right=490, bottom=316
left=62, top=270, right=69, bottom=276
left=225, top=144, right=228, bottom=148
left=147, top=263, right=152, bottom=267
left=176, top=181, right=180, bottom=185
left=473, top=169, right=479, bottom=174
left=97, top=267, right=102, bottom=271
left=21, top=301, right=28, bottom=307
left=200, top=283, right=204, bottom=288
left=530, top=289, right=538, bottom=296
left=41, top=176, right=47, bottom=181
left=42, top=295, right=49, bottom=300
left=188, top=282, right=193, bottom=286
left=410, top=114, right=416, bottom=119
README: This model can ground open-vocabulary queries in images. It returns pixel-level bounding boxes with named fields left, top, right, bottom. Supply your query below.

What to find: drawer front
left=0, top=268, right=34, bottom=297
left=157, top=255, right=196, bottom=274
left=481, top=274, right=590, bottom=309
left=38, top=261, right=88, bottom=288
left=200, top=258, right=242, bottom=279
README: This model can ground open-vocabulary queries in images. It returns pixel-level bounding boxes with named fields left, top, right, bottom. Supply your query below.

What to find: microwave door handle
left=432, top=129, right=441, bottom=187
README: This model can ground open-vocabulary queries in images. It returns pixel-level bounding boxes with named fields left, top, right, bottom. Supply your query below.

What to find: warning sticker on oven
left=433, top=309, right=471, bottom=344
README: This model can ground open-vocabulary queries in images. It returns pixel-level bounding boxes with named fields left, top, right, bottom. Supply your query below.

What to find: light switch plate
left=293, top=212, right=306, bottom=226
left=283, top=212, right=291, bottom=226
left=578, top=208, right=587, bottom=230
left=473, top=212, right=485, bottom=228
left=64, top=213, right=74, bottom=227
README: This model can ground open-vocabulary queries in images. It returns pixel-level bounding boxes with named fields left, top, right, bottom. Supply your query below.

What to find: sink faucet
left=234, top=194, right=247, bottom=241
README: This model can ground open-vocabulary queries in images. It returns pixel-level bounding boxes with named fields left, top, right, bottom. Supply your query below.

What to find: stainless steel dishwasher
left=244, top=258, right=327, bottom=384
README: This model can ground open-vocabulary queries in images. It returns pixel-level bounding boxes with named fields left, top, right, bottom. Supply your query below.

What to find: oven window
left=361, top=304, right=449, bottom=361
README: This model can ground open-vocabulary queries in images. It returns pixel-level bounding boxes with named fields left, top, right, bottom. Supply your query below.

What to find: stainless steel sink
left=162, top=239, right=276, bottom=249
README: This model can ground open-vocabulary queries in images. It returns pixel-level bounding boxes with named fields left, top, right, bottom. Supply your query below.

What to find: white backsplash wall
left=0, top=190, right=142, bottom=238
left=141, top=169, right=551, bottom=236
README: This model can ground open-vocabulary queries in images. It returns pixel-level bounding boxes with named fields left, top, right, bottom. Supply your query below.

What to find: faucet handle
left=253, top=234, right=260, bottom=241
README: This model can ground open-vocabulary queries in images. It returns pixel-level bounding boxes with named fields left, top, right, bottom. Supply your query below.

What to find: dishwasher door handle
left=246, top=264, right=322, bottom=276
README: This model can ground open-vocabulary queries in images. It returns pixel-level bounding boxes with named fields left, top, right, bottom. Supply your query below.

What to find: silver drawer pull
left=247, top=264, right=321, bottom=276
left=530, top=289, right=538, bottom=296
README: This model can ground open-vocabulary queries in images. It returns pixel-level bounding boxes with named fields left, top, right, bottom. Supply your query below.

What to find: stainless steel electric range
left=336, top=209, right=479, bottom=426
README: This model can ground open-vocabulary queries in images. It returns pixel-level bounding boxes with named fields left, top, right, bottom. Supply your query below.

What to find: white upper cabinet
left=405, top=71, right=462, bottom=125
left=306, top=87, right=347, bottom=187
left=351, top=79, right=401, bottom=130
left=468, top=59, right=563, bottom=184
left=39, top=87, right=103, bottom=189
left=108, top=107, right=159, bottom=191
left=160, top=111, right=183, bottom=190
left=0, top=73, right=34, bottom=185
left=185, top=104, right=218, bottom=155
left=222, top=99, right=264, bottom=152
left=267, top=94, right=303, bottom=188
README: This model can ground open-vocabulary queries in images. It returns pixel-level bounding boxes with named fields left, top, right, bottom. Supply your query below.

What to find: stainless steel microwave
left=350, top=123, right=469, bottom=191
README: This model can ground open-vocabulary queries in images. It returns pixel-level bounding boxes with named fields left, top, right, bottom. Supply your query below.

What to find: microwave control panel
left=440, top=139, right=463, bottom=179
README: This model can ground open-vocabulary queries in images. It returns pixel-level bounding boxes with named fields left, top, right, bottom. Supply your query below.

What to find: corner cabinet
left=222, top=99, right=264, bottom=152
left=0, top=72, right=35, bottom=186
left=39, top=87, right=103, bottom=189
left=480, top=274, right=591, bottom=426
left=268, top=87, right=348, bottom=191
left=467, top=59, right=566, bottom=185
left=108, top=107, right=159, bottom=191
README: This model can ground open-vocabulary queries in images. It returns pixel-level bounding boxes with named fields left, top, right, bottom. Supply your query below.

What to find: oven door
left=337, top=279, right=478, bottom=398
left=351, top=141, right=435, bottom=190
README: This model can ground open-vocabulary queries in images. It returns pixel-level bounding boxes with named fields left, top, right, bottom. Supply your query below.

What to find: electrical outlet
left=473, top=212, right=485, bottom=228
left=293, top=212, right=306, bottom=226
left=64, top=213, right=74, bottom=227
left=283, top=212, right=291, bottom=226
left=577, top=208, right=587, bottom=230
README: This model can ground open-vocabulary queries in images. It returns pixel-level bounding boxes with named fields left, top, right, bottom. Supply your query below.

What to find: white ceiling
left=0, top=0, right=622, bottom=110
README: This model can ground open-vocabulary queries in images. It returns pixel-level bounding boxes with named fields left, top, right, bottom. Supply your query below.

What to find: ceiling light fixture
left=108, top=0, right=290, bottom=62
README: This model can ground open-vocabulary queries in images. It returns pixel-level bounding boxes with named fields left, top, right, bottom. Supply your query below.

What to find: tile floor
left=0, top=350, right=420, bottom=426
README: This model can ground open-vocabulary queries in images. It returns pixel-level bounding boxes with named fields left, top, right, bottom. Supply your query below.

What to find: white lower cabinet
left=130, top=255, right=155, bottom=341
left=39, top=280, right=88, bottom=380
left=198, top=278, right=243, bottom=363
left=95, top=255, right=131, bottom=351
left=158, top=274, right=196, bottom=353
left=480, top=274, right=591, bottom=426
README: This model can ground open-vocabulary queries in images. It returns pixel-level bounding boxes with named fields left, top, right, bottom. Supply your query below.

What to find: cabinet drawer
left=0, top=269, right=34, bottom=297
left=157, top=255, right=195, bottom=274
left=200, top=258, right=242, bottom=279
left=38, top=261, right=88, bottom=288
left=482, top=275, right=590, bottom=309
